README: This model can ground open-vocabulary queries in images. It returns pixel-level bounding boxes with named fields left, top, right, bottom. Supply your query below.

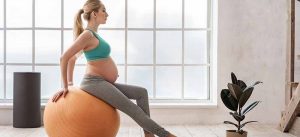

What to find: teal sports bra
left=83, top=29, right=111, bottom=61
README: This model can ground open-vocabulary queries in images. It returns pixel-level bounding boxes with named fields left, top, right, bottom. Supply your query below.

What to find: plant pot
left=226, top=130, right=247, bottom=137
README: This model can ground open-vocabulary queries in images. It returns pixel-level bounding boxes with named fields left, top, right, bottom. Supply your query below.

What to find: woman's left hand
left=52, top=88, right=69, bottom=102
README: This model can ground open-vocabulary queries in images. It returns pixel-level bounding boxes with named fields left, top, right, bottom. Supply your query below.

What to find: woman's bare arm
left=67, top=55, right=77, bottom=85
left=52, top=31, right=92, bottom=102
left=60, top=30, right=93, bottom=89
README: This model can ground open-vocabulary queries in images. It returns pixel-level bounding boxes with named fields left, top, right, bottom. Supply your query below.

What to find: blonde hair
left=73, top=0, right=103, bottom=57
left=74, top=0, right=103, bottom=39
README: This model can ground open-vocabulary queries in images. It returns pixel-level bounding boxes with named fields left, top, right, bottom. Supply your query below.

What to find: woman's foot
left=144, top=133, right=155, bottom=137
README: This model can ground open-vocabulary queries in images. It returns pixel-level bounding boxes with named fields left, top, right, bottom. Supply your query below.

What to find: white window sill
left=149, top=102, right=217, bottom=109
left=0, top=102, right=217, bottom=109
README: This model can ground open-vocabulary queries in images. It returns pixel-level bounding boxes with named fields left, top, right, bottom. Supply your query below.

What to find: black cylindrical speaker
left=13, top=72, right=41, bottom=128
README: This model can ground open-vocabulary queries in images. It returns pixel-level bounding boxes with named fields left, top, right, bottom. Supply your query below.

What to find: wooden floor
left=0, top=124, right=296, bottom=137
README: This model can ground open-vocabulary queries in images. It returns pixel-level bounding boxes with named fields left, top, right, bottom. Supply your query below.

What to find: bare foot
left=144, top=133, right=155, bottom=137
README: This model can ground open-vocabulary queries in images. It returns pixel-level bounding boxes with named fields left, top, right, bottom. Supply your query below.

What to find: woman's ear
left=92, top=11, right=96, bottom=17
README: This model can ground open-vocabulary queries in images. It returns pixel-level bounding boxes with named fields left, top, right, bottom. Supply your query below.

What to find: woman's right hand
left=52, top=88, right=69, bottom=102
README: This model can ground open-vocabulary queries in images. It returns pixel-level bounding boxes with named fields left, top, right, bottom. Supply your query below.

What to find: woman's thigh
left=113, top=83, right=148, bottom=100
left=80, top=80, right=139, bottom=113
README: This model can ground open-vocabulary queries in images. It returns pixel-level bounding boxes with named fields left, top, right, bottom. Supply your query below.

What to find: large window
left=0, top=0, right=217, bottom=104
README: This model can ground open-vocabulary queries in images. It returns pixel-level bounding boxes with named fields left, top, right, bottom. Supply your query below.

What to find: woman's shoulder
left=74, top=30, right=95, bottom=43
left=80, top=30, right=95, bottom=39
left=73, top=30, right=96, bottom=47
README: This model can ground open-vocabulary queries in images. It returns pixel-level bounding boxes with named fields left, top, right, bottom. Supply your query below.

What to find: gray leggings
left=80, top=74, right=170, bottom=137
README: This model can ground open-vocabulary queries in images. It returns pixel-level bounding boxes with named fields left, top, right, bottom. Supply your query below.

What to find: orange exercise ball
left=43, top=86, right=120, bottom=137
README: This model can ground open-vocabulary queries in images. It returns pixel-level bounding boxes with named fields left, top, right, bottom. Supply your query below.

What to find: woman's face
left=95, top=5, right=108, bottom=24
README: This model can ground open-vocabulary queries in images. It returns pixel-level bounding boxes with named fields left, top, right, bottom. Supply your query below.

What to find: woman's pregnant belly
left=85, top=57, right=119, bottom=83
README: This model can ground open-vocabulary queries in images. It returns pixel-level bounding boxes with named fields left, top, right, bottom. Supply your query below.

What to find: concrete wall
left=0, top=0, right=291, bottom=126
left=217, top=0, right=289, bottom=124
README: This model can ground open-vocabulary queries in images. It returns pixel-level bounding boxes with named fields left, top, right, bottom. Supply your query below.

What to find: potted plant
left=220, top=72, right=262, bottom=137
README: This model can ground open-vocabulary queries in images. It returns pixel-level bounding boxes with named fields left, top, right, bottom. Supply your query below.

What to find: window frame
left=0, top=0, right=218, bottom=106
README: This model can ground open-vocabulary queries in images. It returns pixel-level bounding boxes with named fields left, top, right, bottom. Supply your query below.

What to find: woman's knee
left=136, top=87, right=148, bottom=99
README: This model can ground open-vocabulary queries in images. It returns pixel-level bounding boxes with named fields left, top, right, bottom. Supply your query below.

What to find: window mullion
left=3, top=0, right=6, bottom=99
left=208, top=0, right=212, bottom=100
left=32, top=0, right=35, bottom=71
left=125, top=0, right=128, bottom=84
left=181, top=0, right=184, bottom=100
left=153, top=0, right=157, bottom=99
left=61, top=0, right=64, bottom=55
left=60, top=0, right=64, bottom=89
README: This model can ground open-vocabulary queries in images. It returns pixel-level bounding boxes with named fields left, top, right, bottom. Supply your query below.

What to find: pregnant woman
left=51, top=0, right=177, bottom=137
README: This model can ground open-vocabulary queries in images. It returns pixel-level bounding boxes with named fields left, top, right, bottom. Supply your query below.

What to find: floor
left=0, top=124, right=296, bottom=137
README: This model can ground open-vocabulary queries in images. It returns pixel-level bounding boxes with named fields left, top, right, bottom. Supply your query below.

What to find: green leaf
left=228, top=83, right=243, bottom=100
left=251, top=81, right=263, bottom=87
left=238, top=87, right=254, bottom=108
left=242, top=101, right=260, bottom=116
left=224, top=121, right=238, bottom=128
left=241, top=81, right=262, bottom=94
left=240, top=121, right=258, bottom=129
left=237, top=80, right=247, bottom=90
left=221, top=89, right=238, bottom=111
left=231, top=72, right=238, bottom=85
left=230, top=112, right=245, bottom=122
left=247, top=81, right=263, bottom=89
